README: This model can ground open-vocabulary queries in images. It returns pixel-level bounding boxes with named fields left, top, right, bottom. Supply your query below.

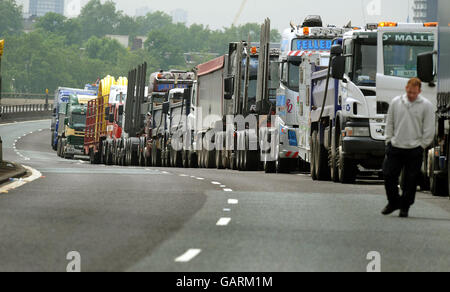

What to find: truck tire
left=57, top=137, right=62, bottom=157
left=138, top=144, right=145, bottom=167
left=152, top=140, right=161, bottom=167
left=216, top=150, right=224, bottom=169
left=182, top=150, right=189, bottom=168
left=338, top=135, right=357, bottom=184
left=315, top=130, right=331, bottom=181
left=106, top=142, right=113, bottom=165
left=430, top=153, right=449, bottom=197
left=311, top=131, right=318, bottom=180
left=130, top=139, right=139, bottom=166
left=264, top=160, right=276, bottom=173
left=276, top=158, right=289, bottom=174
left=330, top=128, right=340, bottom=182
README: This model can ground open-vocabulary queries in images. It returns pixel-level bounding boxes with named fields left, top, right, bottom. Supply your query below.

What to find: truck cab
left=377, top=22, right=438, bottom=108
left=57, top=93, right=96, bottom=158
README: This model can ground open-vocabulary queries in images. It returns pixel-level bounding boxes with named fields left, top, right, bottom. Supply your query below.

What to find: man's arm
left=421, top=102, right=436, bottom=149
left=385, top=100, right=395, bottom=145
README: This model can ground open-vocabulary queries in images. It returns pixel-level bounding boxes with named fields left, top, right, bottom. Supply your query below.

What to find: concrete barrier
left=0, top=104, right=53, bottom=123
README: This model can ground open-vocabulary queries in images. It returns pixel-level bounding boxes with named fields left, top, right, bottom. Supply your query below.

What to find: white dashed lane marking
left=223, top=188, right=233, bottom=192
left=175, top=249, right=202, bottom=263
left=228, top=199, right=239, bottom=205
left=216, top=218, right=231, bottom=226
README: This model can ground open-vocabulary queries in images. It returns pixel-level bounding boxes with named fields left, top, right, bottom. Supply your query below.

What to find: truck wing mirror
left=105, top=107, right=110, bottom=116
left=331, top=56, right=345, bottom=80
left=108, top=113, right=114, bottom=123
left=224, top=77, right=234, bottom=100
left=417, top=52, right=434, bottom=83
left=162, top=101, right=170, bottom=115
left=330, top=44, right=343, bottom=56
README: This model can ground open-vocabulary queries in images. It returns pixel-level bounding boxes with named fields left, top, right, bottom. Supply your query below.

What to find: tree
left=0, top=0, right=23, bottom=36
left=78, top=0, right=119, bottom=40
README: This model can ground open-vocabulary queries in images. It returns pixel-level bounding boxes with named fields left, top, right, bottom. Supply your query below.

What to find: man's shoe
left=382, top=204, right=400, bottom=215
left=399, top=209, right=409, bottom=218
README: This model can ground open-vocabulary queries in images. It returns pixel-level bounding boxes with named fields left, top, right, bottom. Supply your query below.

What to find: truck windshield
left=353, top=40, right=377, bottom=86
left=288, top=62, right=300, bottom=90
left=71, top=114, right=86, bottom=128
left=383, top=32, right=434, bottom=79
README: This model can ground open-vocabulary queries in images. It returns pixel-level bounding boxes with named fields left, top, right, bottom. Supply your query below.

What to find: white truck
left=376, top=22, right=438, bottom=191
left=417, top=0, right=450, bottom=197
left=266, top=15, right=350, bottom=173
left=296, top=25, right=384, bottom=183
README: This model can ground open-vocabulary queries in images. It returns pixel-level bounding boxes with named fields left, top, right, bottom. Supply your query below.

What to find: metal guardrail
left=0, top=103, right=53, bottom=114
left=0, top=103, right=54, bottom=122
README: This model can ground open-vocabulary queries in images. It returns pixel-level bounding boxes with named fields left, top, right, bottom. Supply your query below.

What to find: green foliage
left=0, top=0, right=23, bottom=36
left=1, top=0, right=282, bottom=94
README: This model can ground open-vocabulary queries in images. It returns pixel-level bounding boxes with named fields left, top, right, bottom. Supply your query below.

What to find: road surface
left=1, top=120, right=450, bottom=272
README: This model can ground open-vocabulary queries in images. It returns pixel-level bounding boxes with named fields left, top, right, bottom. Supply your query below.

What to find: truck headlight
left=345, top=127, right=370, bottom=137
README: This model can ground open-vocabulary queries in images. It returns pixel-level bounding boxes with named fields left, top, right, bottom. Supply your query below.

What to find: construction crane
left=233, top=0, right=249, bottom=26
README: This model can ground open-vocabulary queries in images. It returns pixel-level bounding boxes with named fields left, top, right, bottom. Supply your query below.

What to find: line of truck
left=50, top=11, right=450, bottom=198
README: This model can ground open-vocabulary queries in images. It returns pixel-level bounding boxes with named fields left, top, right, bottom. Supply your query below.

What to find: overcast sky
left=18, top=0, right=414, bottom=31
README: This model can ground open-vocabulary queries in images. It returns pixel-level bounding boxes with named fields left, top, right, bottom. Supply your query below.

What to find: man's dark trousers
left=383, top=144, right=424, bottom=209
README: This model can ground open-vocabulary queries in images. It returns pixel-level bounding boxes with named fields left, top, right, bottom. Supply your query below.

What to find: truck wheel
left=338, top=136, right=356, bottom=184
left=57, top=137, right=62, bottom=157
left=276, top=158, right=289, bottom=174
left=315, top=130, right=330, bottom=181
left=264, top=159, right=276, bottom=173
left=205, top=150, right=214, bottom=168
left=330, top=129, right=339, bottom=182
left=182, top=150, right=189, bottom=168
left=216, top=150, right=224, bottom=169
left=430, top=153, right=449, bottom=197
left=61, top=138, right=66, bottom=158
left=197, top=151, right=202, bottom=168
left=311, top=131, right=318, bottom=180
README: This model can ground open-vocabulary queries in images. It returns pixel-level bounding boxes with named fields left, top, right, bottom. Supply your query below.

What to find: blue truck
left=51, top=87, right=97, bottom=151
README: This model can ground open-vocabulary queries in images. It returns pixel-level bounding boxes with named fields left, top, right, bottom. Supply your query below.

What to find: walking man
left=382, top=78, right=435, bottom=218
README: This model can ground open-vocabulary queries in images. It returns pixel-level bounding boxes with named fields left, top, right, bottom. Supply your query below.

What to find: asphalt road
left=1, top=120, right=450, bottom=272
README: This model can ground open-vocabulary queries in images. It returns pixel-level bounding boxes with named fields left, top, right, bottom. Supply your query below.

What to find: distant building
left=413, top=0, right=438, bottom=23
left=171, top=9, right=188, bottom=24
left=29, top=0, right=65, bottom=17
left=135, top=6, right=152, bottom=17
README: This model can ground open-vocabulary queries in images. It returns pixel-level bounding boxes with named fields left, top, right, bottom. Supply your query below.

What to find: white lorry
left=267, top=15, right=350, bottom=173
left=376, top=22, right=438, bottom=191
left=296, top=25, right=385, bottom=183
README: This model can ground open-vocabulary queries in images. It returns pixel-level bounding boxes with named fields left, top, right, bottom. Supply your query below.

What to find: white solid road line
left=0, top=119, right=50, bottom=127
left=228, top=199, right=239, bottom=205
left=216, top=217, right=231, bottom=226
left=174, top=249, right=202, bottom=263
left=0, top=165, right=42, bottom=194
